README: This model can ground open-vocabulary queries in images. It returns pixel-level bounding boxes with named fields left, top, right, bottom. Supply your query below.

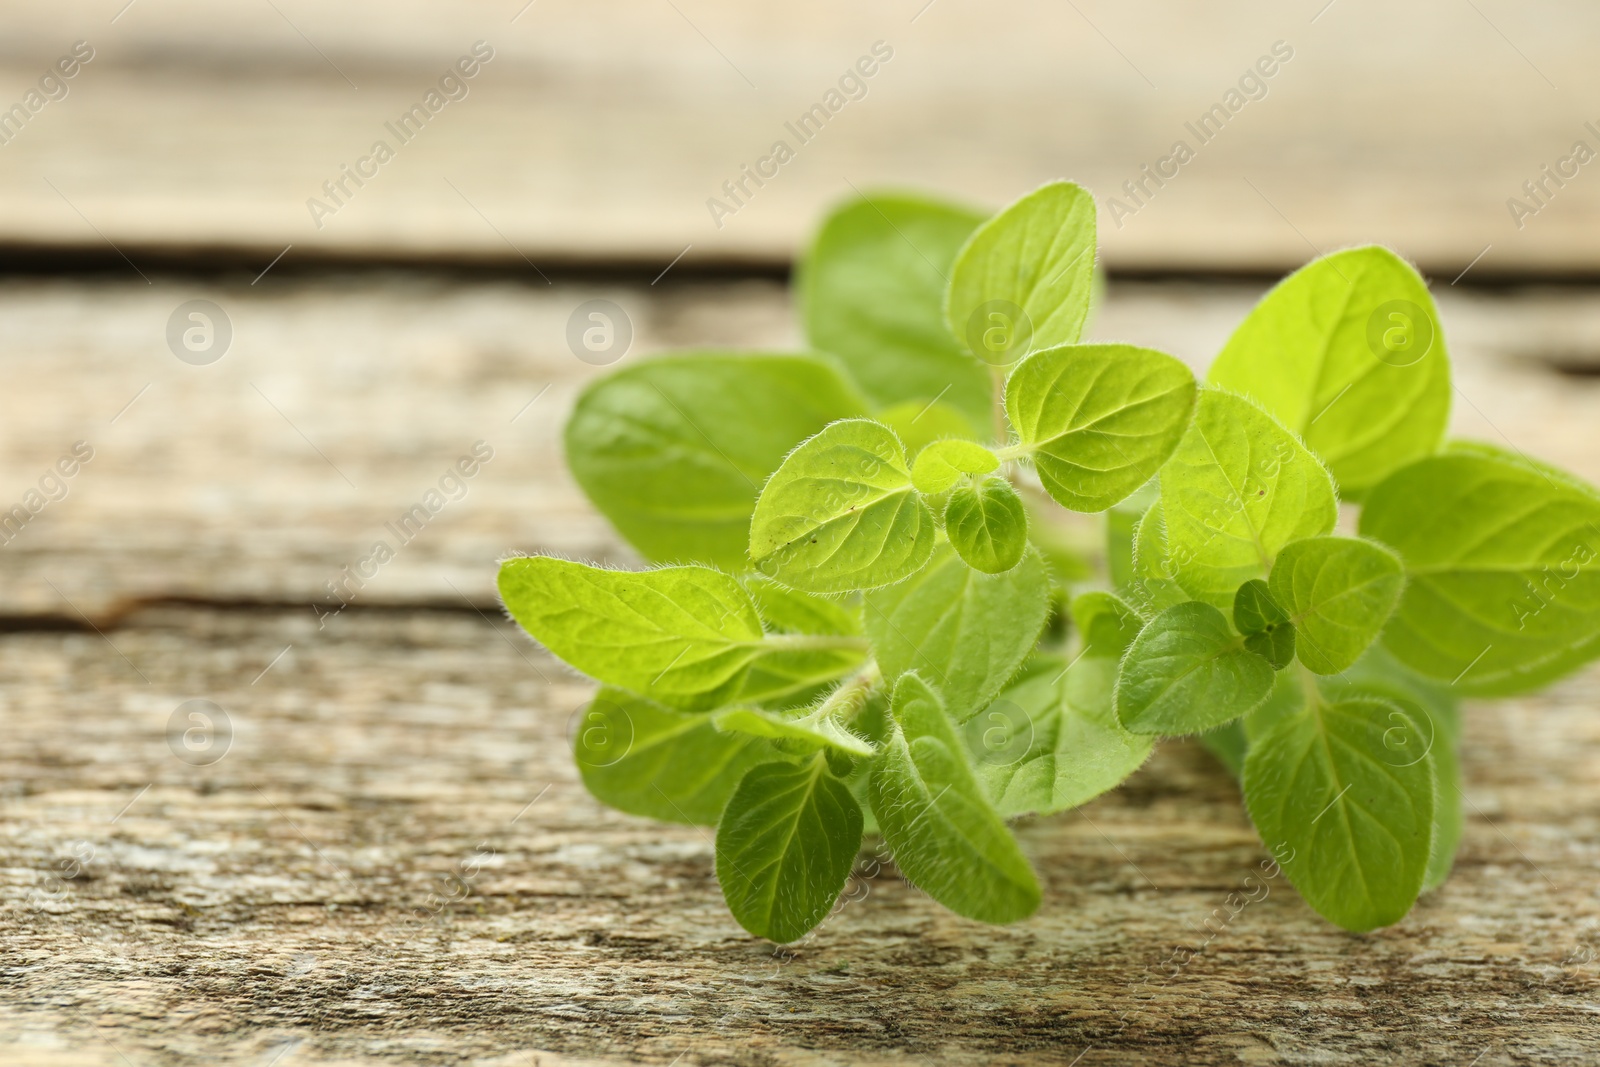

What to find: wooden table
left=4, top=3, right=1600, bottom=1062
left=3, top=276, right=1599, bottom=1065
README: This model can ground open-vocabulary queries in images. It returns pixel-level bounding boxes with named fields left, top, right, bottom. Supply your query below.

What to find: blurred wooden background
left=1, top=0, right=1598, bottom=272
left=3, top=3, right=1600, bottom=1065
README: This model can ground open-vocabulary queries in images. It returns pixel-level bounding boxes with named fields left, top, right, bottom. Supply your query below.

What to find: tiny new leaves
left=973, top=655, right=1153, bottom=817
left=575, top=688, right=788, bottom=825
left=945, top=181, right=1098, bottom=365
left=716, top=756, right=864, bottom=942
left=1070, top=591, right=1144, bottom=659
left=1207, top=246, right=1451, bottom=496
left=1160, top=389, right=1338, bottom=611
left=866, top=545, right=1051, bottom=722
left=1243, top=698, right=1436, bottom=932
left=945, top=475, right=1028, bottom=574
left=869, top=673, right=1041, bottom=923
left=749, top=419, right=935, bottom=593
left=800, top=193, right=994, bottom=432
left=1360, top=450, right=1600, bottom=694
left=1232, top=579, right=1296, bottom=670
left=566, top=352, right=868, bottom=571
left=1115, top=601, right=1276, bottom=735
left=1269, top=536, right=1404, bottom=675
left=911, top=438, right=999, bottom=495
left=1005, top=343, right=1198, bottom=512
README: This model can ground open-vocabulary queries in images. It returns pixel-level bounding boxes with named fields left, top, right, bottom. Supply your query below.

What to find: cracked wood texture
left=3, top=277, right=1600, bottom=1066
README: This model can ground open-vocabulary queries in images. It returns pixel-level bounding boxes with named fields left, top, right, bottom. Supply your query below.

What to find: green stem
left=811, top=662, right=880, bottom=726
left=990, top=365, right=1011, bottom=446
left=757, top=634, right=872, bottom=653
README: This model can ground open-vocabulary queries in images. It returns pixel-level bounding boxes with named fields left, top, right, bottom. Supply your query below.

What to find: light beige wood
left=2, top=0, right=1600, bottom=270
left=2, top=604, right=1598, bottom=1066
left=3, top=277, right=1599, bottom=617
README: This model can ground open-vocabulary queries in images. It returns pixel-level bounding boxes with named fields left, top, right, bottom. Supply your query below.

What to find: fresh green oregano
left=498, top=182, right=1600, bottom=941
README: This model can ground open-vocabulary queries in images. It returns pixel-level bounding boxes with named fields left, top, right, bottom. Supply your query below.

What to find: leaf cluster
left=501, top=182, right=1600, bottom=940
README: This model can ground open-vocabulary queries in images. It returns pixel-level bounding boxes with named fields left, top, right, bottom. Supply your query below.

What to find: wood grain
left=2, top=605, right=1598, bottom=1066
left=2, top=0, right=1599, bottom=271
left=3, top=278, right=1599, bottom=1065
left=3, top=276, right=1599, bottom=617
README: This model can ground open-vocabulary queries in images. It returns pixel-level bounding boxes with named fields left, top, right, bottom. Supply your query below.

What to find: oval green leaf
left=576, top=687, right=791, bottom=825
left=1359, top=450, right=1600, bottom=694
left=1114, top=600, right=1276, bottom=735
left=945, top=474, right=1028, bottom=574
left=868, top=674, right=1041, bottom=923
left=1207, top=246, right=1451, bottom=496
left=749, top=419, right=936, bottom=593
left=1006, top=343, right=1197, bottom=512
left=865, top=545, right=1052, bottom=723
left=1243, top=697, right=1436, bottom=932
left=799, top=192, right=993, bottom=431
left=716, top=757, right=863, bottom=943
left=1160, top=389, right=1338, bottom=611
left=971, top=655, right=1153, bottom=817
left=566, top=352, right=869, bottom=571
left=1269, top=535, right=1404, bottom=675
left=944, top=181, right=1098, bottom=365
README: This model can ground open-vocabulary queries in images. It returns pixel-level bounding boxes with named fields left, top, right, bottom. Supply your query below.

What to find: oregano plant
left=499, top=180, right=1600, bottom=941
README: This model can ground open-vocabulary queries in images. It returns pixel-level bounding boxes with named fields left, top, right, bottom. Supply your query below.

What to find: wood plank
left=4, top=277, right=1599, bottom=616
left=1, top=605, right=1597, bottom=1065
left=1, top=1, right=1599, bottom=270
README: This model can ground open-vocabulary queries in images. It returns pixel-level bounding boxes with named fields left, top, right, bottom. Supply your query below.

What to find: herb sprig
left=500, top=181, right=1600, bottom=940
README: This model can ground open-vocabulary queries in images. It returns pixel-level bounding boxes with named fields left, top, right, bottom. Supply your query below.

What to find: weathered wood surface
left=2, top=0, right=1600, bottom=271
left=2, top=605, right=1599, bottom=1067
left=3, top=276, right=1600, bottom=616
left=0, top=278, right=1599, bottom=1065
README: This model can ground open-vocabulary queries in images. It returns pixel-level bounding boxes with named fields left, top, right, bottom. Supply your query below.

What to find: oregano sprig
left=502, top=180, right=1600, bottom=942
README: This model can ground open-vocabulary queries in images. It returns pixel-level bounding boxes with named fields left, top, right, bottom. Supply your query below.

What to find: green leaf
left=799, top=192, right=994, bottom=432
left=1070, top=591, right=1144, bottom=659
left=1107, top=480, right=1159, bottom=590
left=1232, top=579, right=1296, bottom=670
left=749, top=419, right=936, bottom=593
left=971, top=655, right=1153, bottom=816
left=737, top=578, right=867, bottom=704
left=1198, top=721, right=1249, bottom=778
left=944, top=181, right=1098, bottom=365
left=566, top=352, right=868, bottom=570
left=712, top=705, right=875, bottom=758
left=497, top=557, right=864, bottom=709
left=1359, top=450, right=1600, bottom=694
left=868, top=674, right=1041, bottom=922
left=1320, top=645, right=1462, bottom=892
left=945, top=475, right=1029, bottom=574
left=1207, top=246, right=1451, bottom=496
left=1243, top=697, right=1436, bottom=932
left=574, top=688, right=790, bottom=825
left=716, top=756, right=864, bottom=942
left=1160, top=389, right=1338, bottom=611
left=911, top=438, right=999, bottom=495
left=1005, top=343, right=1197, bottom=511
left=865, top=545, right=1052, bottom=722
left=875, top=399, right=980, bottom=458
left=1125, top=501, right=1188, bottom=615
left=1269, top=536, right=1404, bottom=675
left=1114, top=601, right=1276, bottom=735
